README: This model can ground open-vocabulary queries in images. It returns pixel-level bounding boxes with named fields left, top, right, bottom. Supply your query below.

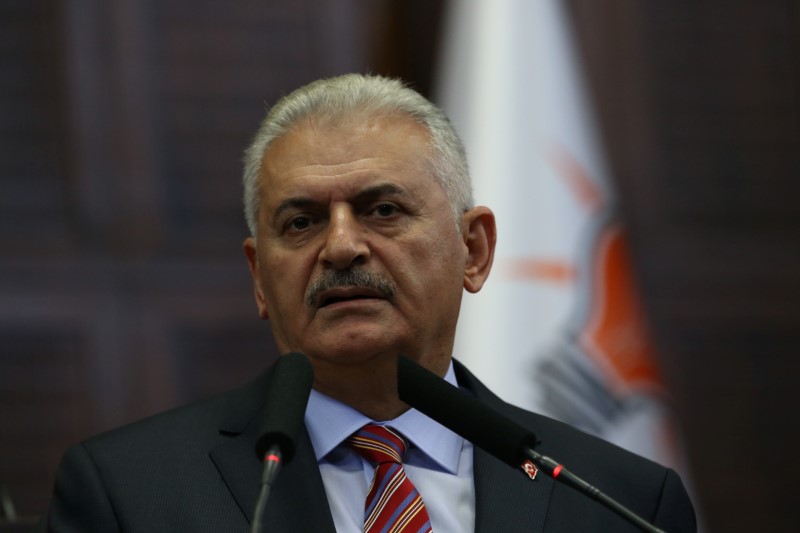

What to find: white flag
left=439, top=0, right=686, bottom=469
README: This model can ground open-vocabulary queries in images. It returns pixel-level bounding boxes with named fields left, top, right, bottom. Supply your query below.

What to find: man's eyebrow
left=274, top=184, right=411, bottom=218
left=353, top=183, right=411, bottom=203
left=274, top=198, right=317, bottom=219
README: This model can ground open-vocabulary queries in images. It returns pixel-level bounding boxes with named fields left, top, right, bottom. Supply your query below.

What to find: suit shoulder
left=81, top=369, right=270, bottom=463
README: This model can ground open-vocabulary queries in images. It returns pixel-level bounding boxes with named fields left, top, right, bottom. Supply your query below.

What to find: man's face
left=244, top=114, right=472, bottom=383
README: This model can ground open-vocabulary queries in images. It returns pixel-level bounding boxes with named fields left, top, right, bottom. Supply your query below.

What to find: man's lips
left=315, top=286, right=389, bottom=308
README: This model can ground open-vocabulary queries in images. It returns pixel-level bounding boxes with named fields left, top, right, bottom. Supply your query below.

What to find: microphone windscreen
left=397, top=354, right=537, bottom=468
left=254, top=352, right=314, bottom=463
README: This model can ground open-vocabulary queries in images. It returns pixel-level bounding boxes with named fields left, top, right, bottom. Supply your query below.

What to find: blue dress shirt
left=304, top=361, right=476, bottom=532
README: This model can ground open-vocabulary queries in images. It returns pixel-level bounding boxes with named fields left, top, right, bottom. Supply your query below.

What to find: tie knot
left=347, top=424, right=408, bottom=465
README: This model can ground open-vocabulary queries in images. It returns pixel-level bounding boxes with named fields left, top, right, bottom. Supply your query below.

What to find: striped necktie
left=347, top=424, right=433, bottom=533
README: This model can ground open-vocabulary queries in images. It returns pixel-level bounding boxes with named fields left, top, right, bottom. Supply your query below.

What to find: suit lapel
left=473, top=446, right=553, bottom=532
left=209, top=366, right=336, bottom=533
left=210, top=426, right=336, bottom=532
left=456, top=360, right=554, bottom=532
left=209, top=430, right=261, bottom=523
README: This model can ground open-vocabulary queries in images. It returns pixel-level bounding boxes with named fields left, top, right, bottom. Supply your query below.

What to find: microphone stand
left=250, top=445, right=283, bottom=533
left=248, top=352, right=314, bottom=532
left=525, top=448, right=667, bottom=533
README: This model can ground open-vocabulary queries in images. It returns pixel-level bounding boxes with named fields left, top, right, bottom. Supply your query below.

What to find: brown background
left=1, top=1, right=798, bottom=531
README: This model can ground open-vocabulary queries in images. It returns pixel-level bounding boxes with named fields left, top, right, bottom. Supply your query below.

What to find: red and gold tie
left=347, top=425, right=433, bottom=533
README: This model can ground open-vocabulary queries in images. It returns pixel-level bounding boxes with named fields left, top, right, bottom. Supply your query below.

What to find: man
left=41, top=74, right=696, bottom=531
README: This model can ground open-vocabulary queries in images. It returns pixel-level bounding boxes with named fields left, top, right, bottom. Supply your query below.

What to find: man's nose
left=319, top=208, right=369, bottom=270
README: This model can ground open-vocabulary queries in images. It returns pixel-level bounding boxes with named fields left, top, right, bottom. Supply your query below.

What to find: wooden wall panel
left=151, top=0, right=325, bottom=253
left=0, top=327, right=93, bottom=516
left=122, top=262, right=276, bottom=414
left=0, top=0, right=72, bottom=254
left=0, top=269, right=119, bottom=516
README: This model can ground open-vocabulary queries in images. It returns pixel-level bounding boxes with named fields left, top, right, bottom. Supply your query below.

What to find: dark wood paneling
left=0, top=0, right=72, bottom=254
left=151, top=0, right=322, bottom=253
left=0, top=328, right=94, bottom=515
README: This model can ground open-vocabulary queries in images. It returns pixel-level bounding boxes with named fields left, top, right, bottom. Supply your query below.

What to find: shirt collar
left=304, top=361, right=464, bottom=475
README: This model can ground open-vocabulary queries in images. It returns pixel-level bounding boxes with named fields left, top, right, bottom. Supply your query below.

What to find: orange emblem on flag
left=580, top=224, right=663, bottom=391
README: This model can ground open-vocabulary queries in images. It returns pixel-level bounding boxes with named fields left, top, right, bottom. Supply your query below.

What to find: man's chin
left=304, top=336, right=405, bottom=367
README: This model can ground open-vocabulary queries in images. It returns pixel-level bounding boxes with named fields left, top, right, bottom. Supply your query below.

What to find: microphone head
left=254, top=352, right=314, bottom=463
left=397, top=354, right=537, bottom=468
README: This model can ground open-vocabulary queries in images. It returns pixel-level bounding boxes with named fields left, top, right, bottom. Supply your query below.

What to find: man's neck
left=309, top=351, right=450, bottom=421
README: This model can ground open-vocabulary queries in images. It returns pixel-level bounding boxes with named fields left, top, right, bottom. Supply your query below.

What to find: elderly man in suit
left=41, top=74, right=696, bottom=532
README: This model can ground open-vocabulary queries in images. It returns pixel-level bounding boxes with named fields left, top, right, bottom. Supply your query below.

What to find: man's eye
left=373, top=203, right=398, bottom=217
left=288, top=216, right=312, bottom=231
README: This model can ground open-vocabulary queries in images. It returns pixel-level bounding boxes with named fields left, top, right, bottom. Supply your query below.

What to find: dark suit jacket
left=41, top=360, right=696, bottom=532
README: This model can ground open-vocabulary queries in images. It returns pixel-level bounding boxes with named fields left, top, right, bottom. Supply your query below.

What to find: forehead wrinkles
left=272, top=158, right=395, bottom=182
left=264, top=168, right=404, bottom=214
left=260, top=149, right=394, bottom=214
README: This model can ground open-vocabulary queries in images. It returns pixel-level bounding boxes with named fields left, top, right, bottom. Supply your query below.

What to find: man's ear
left=243, top=237, right=270, bottom=319
left=461, top=206, right=497, bottom=293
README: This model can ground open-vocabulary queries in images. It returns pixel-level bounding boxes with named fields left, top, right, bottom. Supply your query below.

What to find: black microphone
left=397, top=354, right=538, bottom=467
left=396, top=354, right=667, bottom=533
left=251, top=352, right=314, bottom=533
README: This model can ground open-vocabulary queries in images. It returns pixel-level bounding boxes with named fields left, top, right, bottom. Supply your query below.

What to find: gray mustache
left=305, top=268, right=397, bottom=306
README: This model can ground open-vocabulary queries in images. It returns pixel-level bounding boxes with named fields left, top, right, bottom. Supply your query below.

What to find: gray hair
left=242, top=74, right=473, bottom=236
